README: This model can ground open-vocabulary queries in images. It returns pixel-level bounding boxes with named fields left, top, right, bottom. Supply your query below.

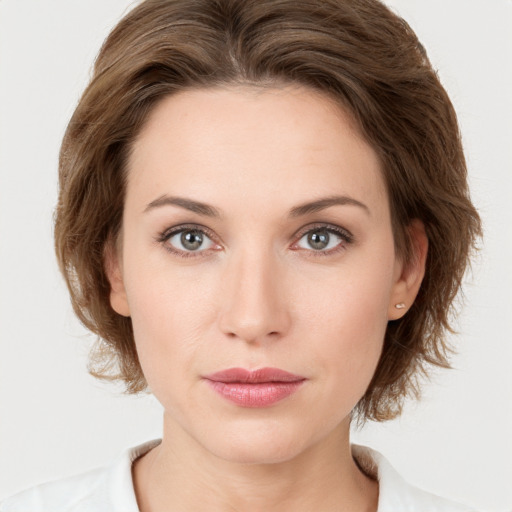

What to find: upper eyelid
left=161, top=223, right=217, bottom=241
left=294, top=222, right=352, bottom=238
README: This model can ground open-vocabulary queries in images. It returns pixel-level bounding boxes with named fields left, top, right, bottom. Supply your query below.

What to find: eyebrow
left=144, top=194, right=370, bottom=218
left=144, top=195, right=222, bottom=217
left=289, top=195, right=370, bottom=217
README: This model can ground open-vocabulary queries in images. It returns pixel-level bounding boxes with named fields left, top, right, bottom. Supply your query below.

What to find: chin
left=213, top=441, right=305, bottom=465
left=200, top=422, right=314, bottom=465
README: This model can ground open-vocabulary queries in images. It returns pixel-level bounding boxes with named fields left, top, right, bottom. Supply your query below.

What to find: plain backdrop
left=0, top=0, right=511, bottom=510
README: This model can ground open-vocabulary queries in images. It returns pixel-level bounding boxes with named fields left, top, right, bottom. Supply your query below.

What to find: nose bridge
left=218, top=244, right=290, bottom=343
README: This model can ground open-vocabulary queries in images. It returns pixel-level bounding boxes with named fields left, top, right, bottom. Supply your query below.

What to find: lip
left=203, top=367, right=306, bottom=408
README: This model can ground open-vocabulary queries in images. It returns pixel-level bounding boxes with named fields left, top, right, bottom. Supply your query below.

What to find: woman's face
left=109, top=85, right=416, bottom=464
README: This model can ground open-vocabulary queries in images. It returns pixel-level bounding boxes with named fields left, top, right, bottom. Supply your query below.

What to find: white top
left=0, top=439, right=476, bottom=511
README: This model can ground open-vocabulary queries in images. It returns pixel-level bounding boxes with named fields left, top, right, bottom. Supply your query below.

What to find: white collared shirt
left=0, top=439, right=476, bottom=511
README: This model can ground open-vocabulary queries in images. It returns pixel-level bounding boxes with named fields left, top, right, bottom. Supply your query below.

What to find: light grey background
left=1, top=1, right=511, bottom=510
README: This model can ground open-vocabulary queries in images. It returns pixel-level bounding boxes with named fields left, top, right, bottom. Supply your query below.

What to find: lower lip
left=205, top=380, right=305, bottom=407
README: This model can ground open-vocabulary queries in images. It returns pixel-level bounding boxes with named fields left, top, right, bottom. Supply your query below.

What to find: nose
left=217, top=248, right=291, bottom=344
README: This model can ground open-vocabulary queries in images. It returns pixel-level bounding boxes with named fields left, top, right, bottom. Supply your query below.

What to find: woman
left=0, top=0, right=484, bottom=510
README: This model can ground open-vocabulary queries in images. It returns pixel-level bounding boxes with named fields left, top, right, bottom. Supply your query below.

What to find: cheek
left=298, top=253, right=394, bottom=385
left=123, top=223, right=214, bottom=333
left=308, top=288, right=387, bottom=371
left=122, top=254, right=219, bottom=392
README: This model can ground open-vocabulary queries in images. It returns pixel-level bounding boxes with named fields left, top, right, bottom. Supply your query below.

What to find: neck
left=132, top=415, right=378, bottom=512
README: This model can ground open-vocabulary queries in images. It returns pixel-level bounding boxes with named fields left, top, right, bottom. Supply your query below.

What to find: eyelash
left=156, top=223, right=354, bottom=259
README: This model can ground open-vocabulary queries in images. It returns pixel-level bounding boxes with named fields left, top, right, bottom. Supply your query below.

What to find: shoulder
left=351, top=444, right=478, bottom=512
left=0, top=439, right=161, bottom=512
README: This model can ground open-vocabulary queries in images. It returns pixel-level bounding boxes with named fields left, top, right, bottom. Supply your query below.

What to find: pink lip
left=203, top=367, right=306, bottom=408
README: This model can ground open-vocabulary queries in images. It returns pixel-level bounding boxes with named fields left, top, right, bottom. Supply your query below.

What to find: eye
left=294, top=225, right=353, bottom=255
left=161, top=226, right=217, bottom=256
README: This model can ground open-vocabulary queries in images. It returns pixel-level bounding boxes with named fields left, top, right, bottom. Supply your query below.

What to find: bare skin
left=108, top=85, right=427, bottom=512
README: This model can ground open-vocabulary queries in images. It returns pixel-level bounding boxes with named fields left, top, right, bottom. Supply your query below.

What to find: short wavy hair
left=54, top=0, right=482, bottom=426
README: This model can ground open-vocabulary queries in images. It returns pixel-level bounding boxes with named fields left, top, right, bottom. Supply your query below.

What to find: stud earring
left=395, top=302, right=406, bottom=309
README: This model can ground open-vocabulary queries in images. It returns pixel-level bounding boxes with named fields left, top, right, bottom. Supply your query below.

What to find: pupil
left=181, top=230, right=203, bottom=250
left=308, top=230, right=329, bottom=250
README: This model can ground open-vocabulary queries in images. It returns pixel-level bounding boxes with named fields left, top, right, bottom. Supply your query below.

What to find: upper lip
left=204, top=367, right=305, bottom=383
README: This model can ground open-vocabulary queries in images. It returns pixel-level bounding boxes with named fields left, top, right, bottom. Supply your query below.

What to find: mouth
left=203, top=367, right=306, bottom=408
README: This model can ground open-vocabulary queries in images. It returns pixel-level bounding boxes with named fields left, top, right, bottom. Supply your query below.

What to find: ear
left=104, top=238, right=131, bottom=317
left=388, top=219, right=428, bottom=320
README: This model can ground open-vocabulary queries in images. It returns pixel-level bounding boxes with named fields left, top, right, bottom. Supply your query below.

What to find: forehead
left=126, top=85, right=388, bottom=217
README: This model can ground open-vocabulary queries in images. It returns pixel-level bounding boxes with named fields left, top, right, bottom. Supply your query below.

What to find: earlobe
left=388, top=219, right=428, bottom=320
left=104, top=239, right=131, bottom=317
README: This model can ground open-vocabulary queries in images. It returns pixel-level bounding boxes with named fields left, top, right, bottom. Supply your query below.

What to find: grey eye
left=168, top=229, right=214, bottom=252
left=307, top=230, right=330, bottom=250
left=181, top=230, right=203, bottom=250
left=297, top=228, right=342, bottom=251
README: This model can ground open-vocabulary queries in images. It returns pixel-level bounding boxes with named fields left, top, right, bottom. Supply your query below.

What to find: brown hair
left=54, top=0, right=482, bottom=425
